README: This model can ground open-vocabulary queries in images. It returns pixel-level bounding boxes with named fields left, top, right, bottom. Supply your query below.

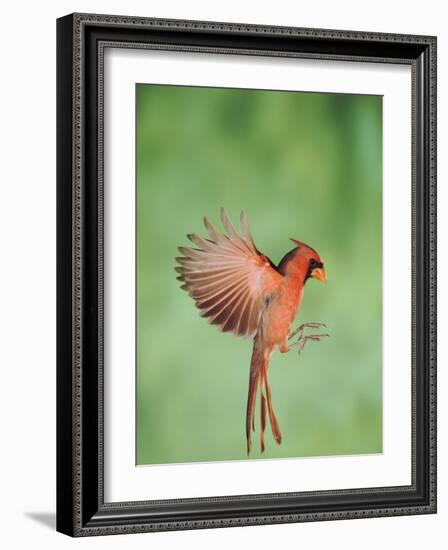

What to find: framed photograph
left=56, top=13, right=437, bottom=536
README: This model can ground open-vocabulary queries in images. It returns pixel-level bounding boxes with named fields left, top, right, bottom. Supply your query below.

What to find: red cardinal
left=176, top=208, right=327, bottom=454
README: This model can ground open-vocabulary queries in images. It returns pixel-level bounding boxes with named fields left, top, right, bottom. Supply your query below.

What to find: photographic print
left=57, top=14, right=436, bottom=535
left=136, top=84, right=383, bottom=465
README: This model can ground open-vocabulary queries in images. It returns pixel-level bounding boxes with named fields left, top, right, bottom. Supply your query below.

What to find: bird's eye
left=309, top=258, right=317, bottom=267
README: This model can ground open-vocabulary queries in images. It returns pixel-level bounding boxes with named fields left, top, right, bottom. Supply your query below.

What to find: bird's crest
left=290, top=238, right=319, bottom=257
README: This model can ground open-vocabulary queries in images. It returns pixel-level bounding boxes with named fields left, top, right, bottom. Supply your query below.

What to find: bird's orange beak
left=311, top=267, right=327, bottom=283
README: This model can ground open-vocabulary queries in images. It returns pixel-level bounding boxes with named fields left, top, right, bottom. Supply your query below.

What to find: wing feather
left=176, top=209, right=283, bottom=339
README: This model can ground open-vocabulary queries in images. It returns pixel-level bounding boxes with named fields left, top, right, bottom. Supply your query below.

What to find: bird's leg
left=288, top=323, right=327, bottom=341
left=289, top=333, right=329, bottom=354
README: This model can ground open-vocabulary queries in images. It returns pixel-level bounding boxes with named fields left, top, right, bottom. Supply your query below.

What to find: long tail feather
left=260, top=375, right=267, bottom=453
left=246, top=368, right=259, bottom=455
left=263, top=367, right=282, bottom=445
left=246, top=337, right=282, bottom=454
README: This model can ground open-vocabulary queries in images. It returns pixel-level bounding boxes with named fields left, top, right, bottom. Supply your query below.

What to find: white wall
left=0, top=1, right=445, bottom=548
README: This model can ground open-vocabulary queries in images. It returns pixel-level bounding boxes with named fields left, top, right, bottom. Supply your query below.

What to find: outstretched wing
left=176, top=208, right=283, bottom=339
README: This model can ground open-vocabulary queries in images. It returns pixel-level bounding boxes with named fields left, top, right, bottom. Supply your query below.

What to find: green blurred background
left=136, top=84, right=382, bottom=465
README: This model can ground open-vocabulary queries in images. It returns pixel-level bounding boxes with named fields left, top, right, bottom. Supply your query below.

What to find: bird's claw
left=288, top=322, right=328, bottom=354
left=288, top=322, right=327, bottom=341
left=289, top=333, right=330, bottom=354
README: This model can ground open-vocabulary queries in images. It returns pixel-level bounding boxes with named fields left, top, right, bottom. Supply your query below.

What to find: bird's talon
left=289, top=332, right=329, bottom=354
left=288, top=322, right=327, bottom=340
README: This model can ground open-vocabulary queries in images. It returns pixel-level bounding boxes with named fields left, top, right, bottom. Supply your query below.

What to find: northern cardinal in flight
left=176, top=208, right=327, bottom=454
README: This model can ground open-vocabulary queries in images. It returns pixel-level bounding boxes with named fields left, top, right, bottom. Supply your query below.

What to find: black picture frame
left=56, top=13, right=437, bottom=537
